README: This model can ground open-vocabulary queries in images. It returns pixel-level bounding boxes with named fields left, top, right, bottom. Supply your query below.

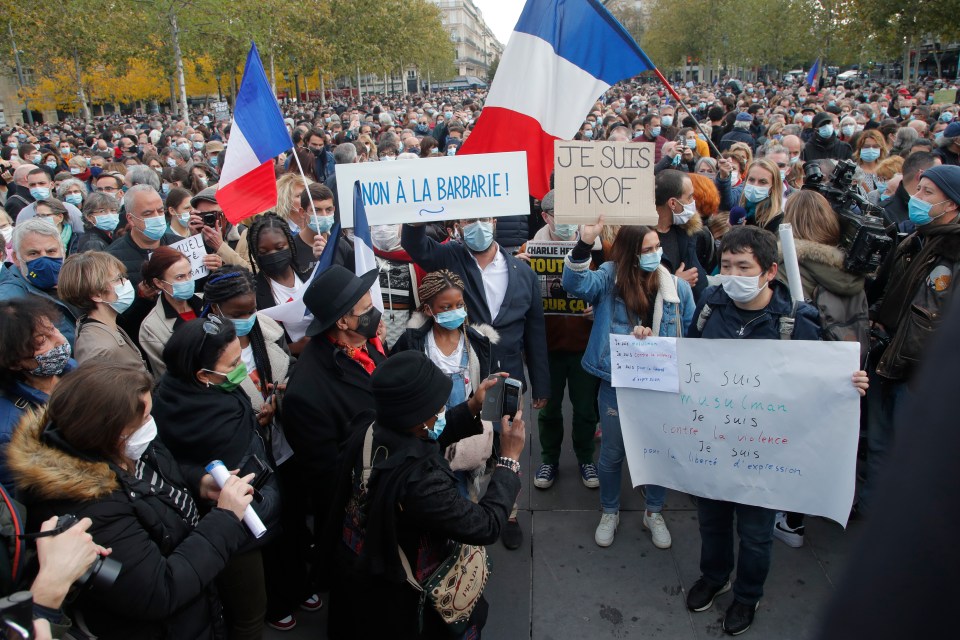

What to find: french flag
left=351, top=181, right=383, bottom=313
left=458, top=0, right=656, bottom=199
left=216, top=43, right=292, bottom=224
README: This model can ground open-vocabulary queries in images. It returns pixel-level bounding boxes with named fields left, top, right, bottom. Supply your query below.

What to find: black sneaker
left=686, top=578, right=731, bottom=612
left=502, top=518, right=522, bottom=550
left=722, top=600, right=759, bottom=636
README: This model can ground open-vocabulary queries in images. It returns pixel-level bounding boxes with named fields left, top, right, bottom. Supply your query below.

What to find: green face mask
left=205, top=362, right=248, bottom=391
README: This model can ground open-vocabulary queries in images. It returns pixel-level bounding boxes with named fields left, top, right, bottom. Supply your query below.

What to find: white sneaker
left=595, top=512, right=619, bottom=547
left=643, top=511, right=672, bottom=549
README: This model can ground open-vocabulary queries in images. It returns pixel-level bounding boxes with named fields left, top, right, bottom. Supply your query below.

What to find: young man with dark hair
left=685, top=225, right=868, bottom=635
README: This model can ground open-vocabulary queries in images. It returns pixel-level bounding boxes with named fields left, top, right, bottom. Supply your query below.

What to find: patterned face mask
left=29, top=342, right=72, bottom=377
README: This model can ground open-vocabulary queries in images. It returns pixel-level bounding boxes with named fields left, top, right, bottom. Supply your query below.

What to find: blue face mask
left=139, top=215, right=167, bottom=241
left=426, top=412, right=446, bottom=441
left=209, top=156, right=219, bottom=167
left=462, top=221, right=494, bottom=252
left=941, top=112, right=954, bottom=123
left=583, top=129, right=593, bottom=139
left=434, top=307, right=467, bottom=330
left=860, top=147, right=881, bottom=163
left=230, top=313, right=257, bottom=337
left=163, top=278, right=195, bottom=300
left=908, top=196, right=952, bottom=226
left=818, top=124, right=835, bottom=139
left=638, top=248, right=663, bottom=272
left=650, top=126, right=662, bottom=137
left=94, top=213, right=119, bottom=232
left=743, top=184, right=770, bottom=204
left=22, top=256, right=62, bottom=290
left=900, top=107, right=911, bottom=117
left=308, top=214, right=335, bottom=234
left=29, top=187, right=51, bottom=200
left=64, top=193, right=83, bottom=207
left=661, top=116, right=674, bottom=127
left=553, top=223, right=578, bottom=240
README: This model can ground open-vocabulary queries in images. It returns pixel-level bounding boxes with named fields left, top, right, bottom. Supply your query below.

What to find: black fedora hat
left=304, top=265, right=379, bottom=337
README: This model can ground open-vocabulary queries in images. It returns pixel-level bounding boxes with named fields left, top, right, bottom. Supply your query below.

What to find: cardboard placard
left=335, top=151, right=529, bottom=228
left=933, top=89, right=957, bottom=105
left=212, top=101, right=231, bottom=122
left=169, top=235, right=209, bottom=280
left=553, top=141, right=658, bottom=226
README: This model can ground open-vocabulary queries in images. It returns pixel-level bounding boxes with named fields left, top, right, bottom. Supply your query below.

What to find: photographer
left=7, top=362, right=255, bottom=639
left=863, top=165, right=960, bottom=515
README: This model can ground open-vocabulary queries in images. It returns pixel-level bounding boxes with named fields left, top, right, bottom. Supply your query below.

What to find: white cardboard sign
left=169, top=235, right=209, bottom=281
left=613, top=339, right=861, bottom=526
left=335, top=151, right=529, bottom=228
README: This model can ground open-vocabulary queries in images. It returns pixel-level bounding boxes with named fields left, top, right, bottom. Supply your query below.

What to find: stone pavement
left=267, top=405, right=858, bottom=640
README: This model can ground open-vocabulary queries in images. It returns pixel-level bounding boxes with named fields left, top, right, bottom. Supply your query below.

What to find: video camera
left=802, top=160, right=893, bottom=274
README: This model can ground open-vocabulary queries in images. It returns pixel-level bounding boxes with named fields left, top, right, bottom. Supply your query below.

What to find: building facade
left=429, top=0, right=504, bottom=80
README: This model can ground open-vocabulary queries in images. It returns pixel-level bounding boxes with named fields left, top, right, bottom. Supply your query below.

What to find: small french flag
left=458, top=0, right=656, bottom=199
left=217, top=43, right=293, bottom=224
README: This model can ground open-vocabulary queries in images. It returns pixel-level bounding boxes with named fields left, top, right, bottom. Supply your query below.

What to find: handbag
left=360, top=426, right=492, bottom=634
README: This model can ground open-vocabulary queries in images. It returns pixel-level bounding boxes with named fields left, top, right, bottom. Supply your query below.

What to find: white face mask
left=719, top=274, right=768, bottom=303
left=672, top=199, right=697, bottom=226
left=124, top=416, right=157, bottom=460
left=370, top=224, right=401, bottom=251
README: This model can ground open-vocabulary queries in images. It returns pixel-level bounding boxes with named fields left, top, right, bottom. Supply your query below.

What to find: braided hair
left=246, top=213, right=298, bottom=278
left=417, top=269, right=466, bottom=310
left=202, top=266, right=274, bottom=388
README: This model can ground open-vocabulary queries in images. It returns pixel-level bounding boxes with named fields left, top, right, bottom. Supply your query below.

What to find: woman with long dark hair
left=563, top=221, right=695, bottom=550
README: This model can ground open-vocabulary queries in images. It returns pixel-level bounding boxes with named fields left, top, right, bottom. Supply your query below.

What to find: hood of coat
left=406, top=311, right=501, bottom=345
left=779, top=239, right=865, bottom=296
left=8, top=409, right=119, bottom=502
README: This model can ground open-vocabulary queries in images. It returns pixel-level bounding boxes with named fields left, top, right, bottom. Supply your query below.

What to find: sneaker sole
left=689, top=581, right=732, bottom=612
left=723, top=601, right=759, bottom=635
left=595, top=521, right=618, bottom=547
left=534, top=478, right=555, bottom=489
left=581, top=478, right=599, bottom=489
left=772, top=527, right=804, bottom=548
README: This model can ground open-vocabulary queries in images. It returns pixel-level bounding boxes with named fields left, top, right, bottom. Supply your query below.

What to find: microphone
left=729, top=206, right=748, bottom=226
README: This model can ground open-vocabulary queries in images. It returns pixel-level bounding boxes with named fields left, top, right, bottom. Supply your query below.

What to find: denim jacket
left=562, top=258, right=695, bottom=382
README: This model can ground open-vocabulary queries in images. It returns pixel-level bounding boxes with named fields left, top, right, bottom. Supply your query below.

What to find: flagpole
left=288, top=147, right=319, bottom=219
left=651, top=67, right=723, bottom=158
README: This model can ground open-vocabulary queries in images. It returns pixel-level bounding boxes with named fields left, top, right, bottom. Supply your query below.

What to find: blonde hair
left=57, top=251, right=127, bottom=313
left=783, top=190, right=841, bottom=246
left=739, top=158, right=784, bottom=229
left=875, top=155, right=904, bottom=181
left=729, top=142, right=754, bottom=167
left=275, top=173, right=312, bottom=220
left=855, top=129, right=888, bottom=163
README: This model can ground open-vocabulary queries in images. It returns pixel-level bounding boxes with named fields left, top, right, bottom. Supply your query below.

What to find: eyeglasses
left=199, top=314, right=224, bottom=354
left=97, top=186, right=120, bottom=193
left=91, top=209, right=118, bottom=216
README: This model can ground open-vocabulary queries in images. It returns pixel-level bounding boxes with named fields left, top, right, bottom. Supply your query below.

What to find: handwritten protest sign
left=553, top=141, right=658, bottom=226
left=335, top=151, right=529, bottom=227
left=169, top=235, right=209, bottom=280
left=933, top=89, right=957, bottom=105
left=610, top=335, right=679, bottom=392
left=525, top=241, right=588, bottom=316
left=614, top=339, right=860, bottom=526
left=212, top=101, right=231, bottom=122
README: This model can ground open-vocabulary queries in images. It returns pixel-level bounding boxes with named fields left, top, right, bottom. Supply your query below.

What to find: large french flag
left=216, top=43, right=293, bottom=224
left=351, top=181, right=383, bottom=313
left=458, top=0, right=656, bottom=199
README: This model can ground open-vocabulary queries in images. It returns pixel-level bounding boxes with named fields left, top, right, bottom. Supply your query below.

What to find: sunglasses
left=199, top=314, right=224, bottom=354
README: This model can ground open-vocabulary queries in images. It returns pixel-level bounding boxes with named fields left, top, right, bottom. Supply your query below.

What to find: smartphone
left=502, top=379, right=522, bottom=419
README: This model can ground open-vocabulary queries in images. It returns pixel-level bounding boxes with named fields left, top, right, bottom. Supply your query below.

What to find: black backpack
left=0, top=483, right=28, bottom=595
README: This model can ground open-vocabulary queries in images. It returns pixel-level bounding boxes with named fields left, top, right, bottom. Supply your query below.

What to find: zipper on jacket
left=737, top=313, right=768, bottom=337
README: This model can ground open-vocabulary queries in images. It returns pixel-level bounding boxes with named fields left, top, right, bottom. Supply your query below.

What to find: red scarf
left=329, top=336, right=383, bottom=374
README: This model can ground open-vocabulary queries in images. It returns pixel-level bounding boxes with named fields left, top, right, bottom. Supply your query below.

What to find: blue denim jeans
left=697, top=497, right=777, bottom=605
left=597, top=381, right=665, bottom=514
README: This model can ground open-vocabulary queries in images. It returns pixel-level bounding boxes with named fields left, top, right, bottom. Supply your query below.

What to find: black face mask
left=350, top=306, right=382, bottom=339
left=258, top=248, right=292, bottom=277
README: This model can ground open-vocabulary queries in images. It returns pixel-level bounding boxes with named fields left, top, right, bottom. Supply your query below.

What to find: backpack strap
left=695, top=303, right=713, bottom=333
left=778, top=301, right=799, bottom=340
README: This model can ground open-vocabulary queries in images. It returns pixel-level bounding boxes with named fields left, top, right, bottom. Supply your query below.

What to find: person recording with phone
left=325, top=351, right=522, bottom=639
left=7, top=362, right=257, bottom=639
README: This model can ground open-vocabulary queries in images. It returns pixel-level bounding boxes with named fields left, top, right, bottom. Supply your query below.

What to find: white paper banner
left=610, top=335, right=679, bottom=393
left=168, top=235, right=209, bottom=281
left=614, top=339, right=861, bottom=526
left=335, top=151, right=529, bottom=227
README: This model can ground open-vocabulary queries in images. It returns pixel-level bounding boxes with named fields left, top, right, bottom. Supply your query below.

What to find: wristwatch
left=497, top=456, right=520, bottom=474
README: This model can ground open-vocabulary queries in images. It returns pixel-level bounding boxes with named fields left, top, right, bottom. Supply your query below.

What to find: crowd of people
left=0, top=70, right=957, bottom=638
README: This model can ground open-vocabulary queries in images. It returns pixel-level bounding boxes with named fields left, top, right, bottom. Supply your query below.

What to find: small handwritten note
left=610, top=335, right=679, bottom=393
left=169, top=235, right=209, bottom=280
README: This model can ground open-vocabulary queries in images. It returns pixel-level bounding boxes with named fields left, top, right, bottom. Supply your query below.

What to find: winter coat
left=73, top=317, right=147, bottom=370
left=493, top=215, right=529, bottom=249
left=139, top=294, right=204, bottom=378
left=563, top=261, right=694, bottom=382
left=881, top=182, right=911, bottom=226
left=8, top=410, right=248, bottom=640
left=325, top=404, right=520, bottom=639
left=0, top=265, right=79, bottom=346
left=776, top=239, right=865, bottom=302
left=76, top=227, right=114, bottom=253
left=802, top=135, right=853, bottom=162
left=874, top=224, right=960, bottom=381
left=401, top=224, right=551, bottom=399
left=687, top=281, right=821, bottom=340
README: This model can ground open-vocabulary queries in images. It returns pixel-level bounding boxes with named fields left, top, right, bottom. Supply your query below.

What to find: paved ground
left=267, top=403, right=858, bottom=639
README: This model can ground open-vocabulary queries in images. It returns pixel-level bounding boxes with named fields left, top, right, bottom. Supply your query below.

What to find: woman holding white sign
left=562, top=219, right=695, bottom=550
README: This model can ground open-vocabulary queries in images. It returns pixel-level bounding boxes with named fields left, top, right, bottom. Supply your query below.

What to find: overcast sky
left=473, top=0, right=524, bottom=46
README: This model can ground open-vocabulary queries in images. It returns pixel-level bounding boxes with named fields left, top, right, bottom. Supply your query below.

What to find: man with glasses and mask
left=282, top=265, right=386, bottom=553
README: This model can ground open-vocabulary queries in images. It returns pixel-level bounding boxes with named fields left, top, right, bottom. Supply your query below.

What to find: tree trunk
left=320, top=70, right=326, bottom=105
left=913, top=42, right=922, bottom=81
left=169, top=8, right=189, bottom=120
left=269, top=49, right=277, bottom=97
left=169, top=75, right=178, bottom=115
left=903, top=37, right=912, bottom=84
left=72, top=52, right=92, bottom=123
left=357, top=64, right=362, bottom=98
left=934, top=52, right=943, bottom=79
left=229, top=74, right=238, bottom=109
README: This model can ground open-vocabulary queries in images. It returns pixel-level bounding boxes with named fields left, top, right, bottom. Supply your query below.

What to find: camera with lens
left=802, top=160, right=893, bottom=274
left=50, top=515, right=121, bottom=594
left=0, top=592, right=33, bottom=639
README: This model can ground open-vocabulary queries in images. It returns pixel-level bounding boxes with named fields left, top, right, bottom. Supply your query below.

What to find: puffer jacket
left=562, top=260, right=695, bottom=382
left=8, top=410, right=247, bottom=640
left=687, top=281, right=821, bottom=340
